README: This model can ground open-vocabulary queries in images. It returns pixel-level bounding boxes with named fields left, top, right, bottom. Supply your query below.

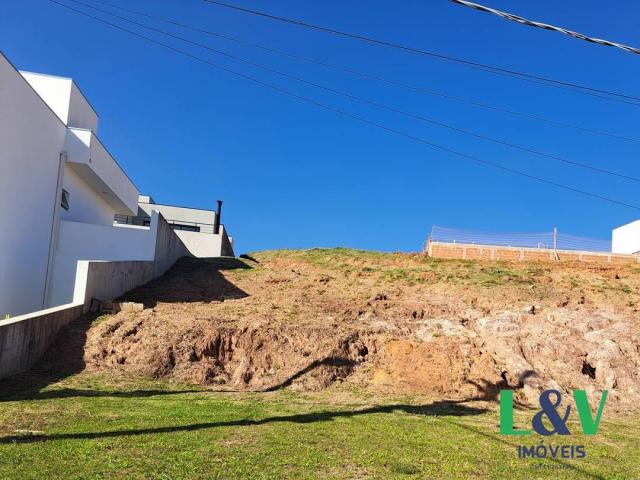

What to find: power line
left=201, top=0, right=640, bottom=106
left=451, top=0, right=640, bottom=55
left=47, top=0, right=640, bottom=211
left=66, top=0, right=640, bottom=183
left=83, top=0, right=640, bottom=144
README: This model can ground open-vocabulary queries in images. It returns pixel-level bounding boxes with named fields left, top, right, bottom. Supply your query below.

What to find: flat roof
left=139, top=199, right=216, bottom=213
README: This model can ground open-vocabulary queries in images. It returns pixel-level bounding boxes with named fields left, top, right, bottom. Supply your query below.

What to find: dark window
left=143, top=220, right=151, bottom=227
left=61, top=189, right=70, bottom=211
left=171, top=223, right=200, bottom=232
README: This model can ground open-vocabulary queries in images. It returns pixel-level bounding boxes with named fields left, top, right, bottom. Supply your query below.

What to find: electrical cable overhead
left=201, top=0, right=640, bottom=106
left=451, top=0, right=640, bottom=55
left=82, top=0, right=640, bottom=144
left=47, top=0, right=640, bottom=211
left=66, top=0, right=640, bottom=183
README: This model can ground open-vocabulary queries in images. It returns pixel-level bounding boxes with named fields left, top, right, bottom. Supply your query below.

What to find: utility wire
left=83, top=0, right=640, bottom=144
left=47, top=0, right=640, bottom=211
left=202, top=0, right=640, bottom=106
left=451, top=0, right=640, bottom=55
left=66, top=0, right=640, bottom=183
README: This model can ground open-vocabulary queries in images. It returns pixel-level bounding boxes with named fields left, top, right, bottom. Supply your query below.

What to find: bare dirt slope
left=79, top=249, right=640, bottom=409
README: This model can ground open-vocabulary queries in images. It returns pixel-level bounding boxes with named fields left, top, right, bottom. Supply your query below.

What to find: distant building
left=115, top=195, right=234, bottom=258
left=0, top=52, right=233, bottom=317
left=612, top=220, right=640, bottom=255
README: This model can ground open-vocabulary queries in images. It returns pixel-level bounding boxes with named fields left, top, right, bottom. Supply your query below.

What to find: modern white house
left=612, top=220, right=640, bottom=255
left=0, top=51, right=233, bottom=318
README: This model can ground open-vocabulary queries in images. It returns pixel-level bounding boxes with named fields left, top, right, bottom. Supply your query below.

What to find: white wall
left=20, top=72, right=72, bottom=125
left=175, top=230, right=223, bottom=257
left=20, top=72, right=98, bottom=132
left=48, top=211, right=191, bottom=308
left=0, top=53, right=67, bottom=317
left=68, top=82, right=98, bottom=132
left=49, top=220, right=153, bottom=307
left=138, top=202, right=216, bottom=225
left=60, top=166, right=116, bottom=226
left=612, top=220, right=640, bottom=255
left=65, top=128, right=139, bottom=216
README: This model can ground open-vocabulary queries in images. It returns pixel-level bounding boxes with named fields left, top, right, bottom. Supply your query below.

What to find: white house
left=612, top=220, right=640, bottom=255
left=0, top=52, right=233, bottom=318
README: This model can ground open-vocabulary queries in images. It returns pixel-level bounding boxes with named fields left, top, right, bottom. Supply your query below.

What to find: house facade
left=0, top=52, right=233, bottom=318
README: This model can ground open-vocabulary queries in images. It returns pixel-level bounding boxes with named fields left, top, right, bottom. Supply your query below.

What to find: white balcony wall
left=49, top=220, right=154, bottom=308
left=0, top=54, right=67, bottom=317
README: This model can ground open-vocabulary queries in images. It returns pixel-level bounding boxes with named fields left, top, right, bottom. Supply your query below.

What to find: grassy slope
left=0, top=373, right=638, bottom=479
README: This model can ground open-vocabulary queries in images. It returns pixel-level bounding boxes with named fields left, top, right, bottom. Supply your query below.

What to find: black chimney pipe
left=214, top=200, right=222, bottom=234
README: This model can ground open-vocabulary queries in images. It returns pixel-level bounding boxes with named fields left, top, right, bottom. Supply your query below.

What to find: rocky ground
left=59, top=249, right=640, bottom=411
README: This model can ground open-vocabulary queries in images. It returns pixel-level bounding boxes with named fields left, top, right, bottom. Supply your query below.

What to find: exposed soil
left=72, top=249, right=640, bottom=409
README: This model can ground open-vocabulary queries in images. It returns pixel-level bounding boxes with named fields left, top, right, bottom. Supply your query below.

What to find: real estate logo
left=499, top=389, right=608, bottom=460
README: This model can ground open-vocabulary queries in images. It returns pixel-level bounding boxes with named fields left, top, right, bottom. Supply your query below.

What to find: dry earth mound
left=78, top=249, right=640, bottom=409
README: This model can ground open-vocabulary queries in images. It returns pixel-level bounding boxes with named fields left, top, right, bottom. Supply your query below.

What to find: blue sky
left=3, top=0, right=639, bottom=253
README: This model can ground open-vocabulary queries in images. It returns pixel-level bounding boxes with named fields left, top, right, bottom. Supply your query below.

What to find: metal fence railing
left=114, top=214, right=217, bottom=235
left=429, top=225, right=612, bottom=253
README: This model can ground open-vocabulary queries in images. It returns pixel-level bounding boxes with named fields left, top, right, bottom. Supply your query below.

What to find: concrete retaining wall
left=0, top=303, right=84, bottom=378
left=428, top=242, right=640, bottom=264
left=220, top=225, right=234, bottom=257
left=0, top=213, right=191, bottom=380
left=73, top=260, right=155, bottom=308
left=153, top=214, right=191, bottom=276
left=174, top=224, right=235, bottom=258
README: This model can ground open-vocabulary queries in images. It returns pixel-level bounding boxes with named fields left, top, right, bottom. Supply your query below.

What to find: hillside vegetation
left=63, top=249, right=640, bottom=409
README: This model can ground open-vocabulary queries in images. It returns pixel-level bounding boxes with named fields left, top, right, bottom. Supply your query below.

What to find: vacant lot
left=0, top=371, right=639, bottom=479
left=1, top=248, right=639, bottom=478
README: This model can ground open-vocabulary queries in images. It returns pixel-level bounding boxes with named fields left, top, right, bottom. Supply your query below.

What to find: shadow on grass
left=0, top=400, right=486, bottom=444
left=0, top=387, right=203, bottom=402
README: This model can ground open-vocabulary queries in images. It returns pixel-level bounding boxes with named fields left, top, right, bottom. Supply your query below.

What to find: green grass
left=0, top=373, right=638, bottom=479
left=278, top=248, right=543, bottom=288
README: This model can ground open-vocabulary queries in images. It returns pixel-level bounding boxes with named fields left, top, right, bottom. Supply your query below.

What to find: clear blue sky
left=3, top=0, right=639, bottom=253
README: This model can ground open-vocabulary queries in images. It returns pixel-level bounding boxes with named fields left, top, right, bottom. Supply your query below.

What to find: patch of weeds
left=472, top=265, right=532, bottom=287
left=597, top=280, right=634, bottom=295
left=380, top=267, right=435, bottom=285
left=525, top=266, right=549, bottom=277
left=91, top=314, right=112, bottom=325
left=618, top=283, right=634, bottom=295
left=391, top=461, right=421, bottom=475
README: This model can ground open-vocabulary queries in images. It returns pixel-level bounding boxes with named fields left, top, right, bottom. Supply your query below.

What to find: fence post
left=553, top=227, right=559, bottom=261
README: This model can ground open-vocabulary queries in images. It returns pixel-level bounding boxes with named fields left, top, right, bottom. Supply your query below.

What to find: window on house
left=171, top=223, right=200, bottom=232
left=61, top=189, right=70, bottom=211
